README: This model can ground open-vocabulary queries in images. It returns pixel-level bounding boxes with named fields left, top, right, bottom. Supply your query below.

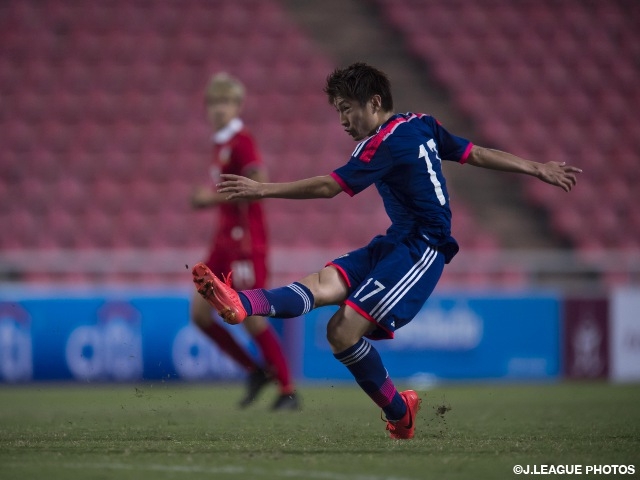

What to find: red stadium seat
left=371, top=0, right=639, bottom=255
left=53, top=177, right=87, bottom=214
left=0, top=0, right=339, bottom=261
left=9, top=0, right=636, bottom=285
left=93, top=178, right=126, bottom=215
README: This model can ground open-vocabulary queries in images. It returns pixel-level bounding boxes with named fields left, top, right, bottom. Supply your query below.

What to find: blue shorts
left=328, top=234, right=445, bottom=340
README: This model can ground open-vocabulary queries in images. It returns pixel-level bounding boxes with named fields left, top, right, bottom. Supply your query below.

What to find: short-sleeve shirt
left=330, top=113, right=472, bottom=262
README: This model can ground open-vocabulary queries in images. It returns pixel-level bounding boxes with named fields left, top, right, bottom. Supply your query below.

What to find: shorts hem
left=344, top=299, right=394, bottom=340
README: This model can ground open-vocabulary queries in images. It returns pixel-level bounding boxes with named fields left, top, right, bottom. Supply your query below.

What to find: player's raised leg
left=193, top=263, right=348, bottom=323
left=192, top=263, right=353, bottom=412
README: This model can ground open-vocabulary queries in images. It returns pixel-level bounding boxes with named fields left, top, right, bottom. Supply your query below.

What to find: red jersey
left=209, top=118, right=268, bottom=258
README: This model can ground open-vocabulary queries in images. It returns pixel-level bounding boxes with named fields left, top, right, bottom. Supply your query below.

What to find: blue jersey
left=331, top=113, right=472, bottom=263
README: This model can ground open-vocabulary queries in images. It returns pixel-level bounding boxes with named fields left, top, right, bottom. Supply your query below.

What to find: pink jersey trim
left=325, top=261, right=352, bottom=287
left=460, top=142, right=474, bottom=164
left=344, top=299, right=395, bottom=340
left=360, top=115, right=414, bottom=163
left=330, top=172, right=354, bottom=197
left=345, top=299, right=375, bottom=322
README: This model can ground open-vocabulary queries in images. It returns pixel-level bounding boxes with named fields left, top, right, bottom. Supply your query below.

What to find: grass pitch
left=1, top=382, right=639, bottom=480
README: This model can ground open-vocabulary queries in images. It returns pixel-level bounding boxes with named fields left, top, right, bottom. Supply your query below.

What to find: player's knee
left=326, top=317, right=357, bottom=353
left=325, top=322, right=342, bottom=352
left=327, top=306, right=376, bottom=353
left=299, top=267, right=348, bottom=308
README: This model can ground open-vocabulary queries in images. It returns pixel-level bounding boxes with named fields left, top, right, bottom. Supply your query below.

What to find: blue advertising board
left=0, top=286, right=560, bottom=383
left=302, top=292, right=561, bottom=382
left=0, top=286, right=253, bottom=383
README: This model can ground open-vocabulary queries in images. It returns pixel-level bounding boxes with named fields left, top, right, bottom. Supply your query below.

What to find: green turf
left=1, top=382, right=639, bottom=480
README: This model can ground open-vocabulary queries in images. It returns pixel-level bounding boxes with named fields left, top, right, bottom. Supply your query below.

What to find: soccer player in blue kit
left=192, top=63, right=581, bottom=439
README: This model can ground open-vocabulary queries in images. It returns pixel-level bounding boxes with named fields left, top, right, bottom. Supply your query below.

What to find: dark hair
left=324, top=62, right=393, bottom=111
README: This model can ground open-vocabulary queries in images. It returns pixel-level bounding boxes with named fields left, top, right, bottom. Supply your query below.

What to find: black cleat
left=238, top=368, right=272, bottom=408
left=271, top=392, right=301, bottom=411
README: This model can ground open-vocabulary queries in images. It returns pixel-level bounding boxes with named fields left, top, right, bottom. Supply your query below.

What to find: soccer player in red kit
left=190, top=72, right=299, bottom=410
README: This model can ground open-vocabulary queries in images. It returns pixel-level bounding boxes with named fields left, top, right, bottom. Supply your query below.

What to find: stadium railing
left=0, top=248, right=638, bottom=290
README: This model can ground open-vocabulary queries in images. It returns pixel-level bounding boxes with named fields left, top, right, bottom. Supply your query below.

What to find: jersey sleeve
left=232, top=133, right=263, bottom=175
left=427, top=116, right=473, bottom=164
left=331, top=143, right=394, bottom=197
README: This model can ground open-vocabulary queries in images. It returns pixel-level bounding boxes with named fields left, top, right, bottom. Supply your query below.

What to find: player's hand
left=217, top=174, right=263, bottom=200
left=537, top=161, right=582, bottom=192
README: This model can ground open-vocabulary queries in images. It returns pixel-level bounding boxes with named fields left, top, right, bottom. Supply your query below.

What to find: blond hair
left=205, top=72, right=245, bottom=103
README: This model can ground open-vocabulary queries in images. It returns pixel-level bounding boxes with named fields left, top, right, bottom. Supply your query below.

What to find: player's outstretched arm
left=466, top=146, right=582, bottom=192
left=191, top=167, right=268, bottom=208
left=218, top=174, right=343, bottom=201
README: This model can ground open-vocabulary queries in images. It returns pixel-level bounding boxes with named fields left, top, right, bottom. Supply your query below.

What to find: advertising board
left=302, top=292, right=561, bottom=382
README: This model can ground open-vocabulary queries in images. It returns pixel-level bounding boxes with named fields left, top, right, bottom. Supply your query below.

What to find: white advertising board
left=610, top=288, right=640, bottom=383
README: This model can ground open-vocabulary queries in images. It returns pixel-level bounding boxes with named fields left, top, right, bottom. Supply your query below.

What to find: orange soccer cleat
left=192, top=262, right=247, bottom=324
left=385, top=390, right=422, bottom=439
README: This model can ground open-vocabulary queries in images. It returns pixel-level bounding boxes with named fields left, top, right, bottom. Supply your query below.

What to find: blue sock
left=238, top=282, right=314, bottom=318
left=334, top=338, right=406, bottom=420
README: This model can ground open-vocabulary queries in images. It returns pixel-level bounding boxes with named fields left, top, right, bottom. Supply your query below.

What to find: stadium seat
left=53, top=177, right=87, bottom=214
left=71, top=121, right=108, bottom=154
left=373, top=0, right=639, bottom=254
left=99, top=146, right=135, bottom=182
left=11, top=0, right=636, bottom=285
left=92, top=178, right=125, bottom=215
left=3, top=208, right=41, bottom=249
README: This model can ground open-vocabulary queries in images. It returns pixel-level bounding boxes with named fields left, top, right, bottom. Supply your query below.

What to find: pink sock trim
left=242, top=289, right=271, bottom=316
left=370, top=377, right=398, bottom=408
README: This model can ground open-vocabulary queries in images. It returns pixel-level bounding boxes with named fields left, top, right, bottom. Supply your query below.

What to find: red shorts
left=205, top=250, right=267, bottom=290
